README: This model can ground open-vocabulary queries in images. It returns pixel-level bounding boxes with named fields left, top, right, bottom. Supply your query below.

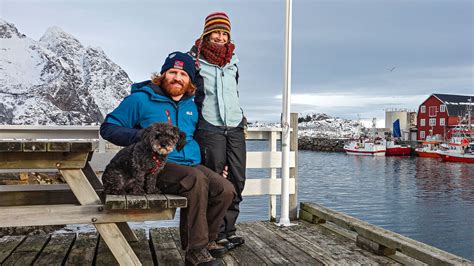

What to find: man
left=100, top=51, right=235, bottom=266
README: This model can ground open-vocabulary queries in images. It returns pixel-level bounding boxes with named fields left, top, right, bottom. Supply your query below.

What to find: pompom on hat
left=202, top=12, right=231, bottom=40
left=160, top=51, right=196, bottom=82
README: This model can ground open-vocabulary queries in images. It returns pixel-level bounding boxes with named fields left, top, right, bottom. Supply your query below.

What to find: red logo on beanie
left=174, top=60, right=184, bottom=70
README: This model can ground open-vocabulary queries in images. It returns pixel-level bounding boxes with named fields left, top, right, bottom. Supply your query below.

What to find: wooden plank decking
left=0, top=220, right=408, bottom=266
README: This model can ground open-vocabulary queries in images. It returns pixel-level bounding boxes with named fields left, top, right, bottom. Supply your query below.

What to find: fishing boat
left=438, top=105, right=474, bottom=163
left=344, top=138, right=386, bottom=156
left=344, top=118, right=386, bottom=156
left=386, top=119, right=411, bottom=156
left=386, top=140, right=411, bottom=156
left=415, top=138, right=443, bottom=158
left=438, top=137, right=474, bottom=163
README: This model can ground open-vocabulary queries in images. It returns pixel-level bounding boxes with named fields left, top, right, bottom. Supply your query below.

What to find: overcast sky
left=1, top=0, right=473, bottom=124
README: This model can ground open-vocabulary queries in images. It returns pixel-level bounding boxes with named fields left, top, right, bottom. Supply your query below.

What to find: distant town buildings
left=384, top=108, right=417, bottom=141
left=416, top=94, right=473, bottom=141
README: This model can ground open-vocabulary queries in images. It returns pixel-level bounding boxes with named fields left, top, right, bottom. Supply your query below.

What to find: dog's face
left=142, top=123, right=186, bottom=155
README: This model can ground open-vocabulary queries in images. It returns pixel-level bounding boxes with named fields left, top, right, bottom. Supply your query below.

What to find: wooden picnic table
left=0, top=140, right=186, bottom=266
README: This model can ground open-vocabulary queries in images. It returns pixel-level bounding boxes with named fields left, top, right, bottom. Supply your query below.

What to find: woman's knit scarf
left=195, top=38, right=235, bottom=67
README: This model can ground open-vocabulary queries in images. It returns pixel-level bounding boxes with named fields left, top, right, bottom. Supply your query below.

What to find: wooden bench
left=0, top=140, right=186, bottom=266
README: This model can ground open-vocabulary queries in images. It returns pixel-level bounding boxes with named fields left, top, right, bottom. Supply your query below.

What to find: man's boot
left=185, top=247, right=218, bottom=266
left=207, top=241, right=227, bottom=257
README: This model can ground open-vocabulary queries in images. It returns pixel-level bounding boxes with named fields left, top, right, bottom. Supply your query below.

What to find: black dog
left=102, top=122, right=186, bottom=195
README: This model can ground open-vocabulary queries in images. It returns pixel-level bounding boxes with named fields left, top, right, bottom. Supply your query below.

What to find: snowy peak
left=39, top=26, right=82, bottom=48
left=0, top=19, right=131, bottom=125
left=39, top=26, right=85, bottom=66
left=0, top=19, right=26, bottom=39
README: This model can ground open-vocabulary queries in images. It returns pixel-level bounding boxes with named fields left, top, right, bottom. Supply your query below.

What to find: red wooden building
left=417, top=93, right=473, bottom=140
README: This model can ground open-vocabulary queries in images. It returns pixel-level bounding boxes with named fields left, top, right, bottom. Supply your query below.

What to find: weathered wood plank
left=150, top=227, right=183, bottom=265
left=0, top=205, right=176, bottom=227
left=224, top=233, right=265, bottom=265
left=96, top=234, right=118, bottom=266
left=23, top=142, right=47, bottom=152
left=70, top=142, right=95, bottom=152
left=105, top=195, right=127, bottom=210
left=262, top=221, right=336, bottom=265
left=0, top=236, right=25, bottom=264
left=288, top=220, right=399, bottom=265
left=81, top=162, right=104, bottom=190
left=299, top=209, right=326, bottom=224
left=145, top=194, right=167, bottom=209
left=95, top=224, right=141, bottom=265
left=96, top=229, right=152, bottom=266
left=47, top=142, right=71, bottom=152
left=249, top=221, right=320, bottom=265
left=0, top=184, right=103, bottom=207
left=168, top=227, right=185, bottom=259
left=34, top=233, right=76, bottom=265
left=357, top=234, right=396, bottom=256
left=0, top=142, right=22, bottom=152
left=301, top=202, right=470, bottom=265
left=65, top=232, right=98, bottom=266
left=117, top=222, right=139, bottom=242
left=237, top=223, right=292, bottom=265
left=165, top=194, right=187, bottom=208
left=129, top=229, right=154, bottom=266
left=2, top=235, right=49, bottom=265
left=126, top=195, right=148, bottom=209
left=0, top=152, right=89, bottom=169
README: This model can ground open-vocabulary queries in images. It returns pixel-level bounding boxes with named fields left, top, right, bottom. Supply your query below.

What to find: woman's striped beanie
left=202, top=12, right=231, bottom=40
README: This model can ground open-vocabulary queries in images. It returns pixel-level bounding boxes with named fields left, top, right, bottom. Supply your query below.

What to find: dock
left=1, top=201, right=471, bottom=265
left=0, top=221, right=410, bottom=265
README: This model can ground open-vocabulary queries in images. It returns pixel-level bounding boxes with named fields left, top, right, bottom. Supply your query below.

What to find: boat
left=344, top=118, right=386, bottom=156
left=438, top=137, right=474, bottom=163
left=386, top=140, right=411, bottom=156
left=438, top=104, right=474, bottom=163
left=415, top=138, right=443, bottom=158
left=386, top=119, right=411, bottom=156
left=344, top=139, right=386, bottom=156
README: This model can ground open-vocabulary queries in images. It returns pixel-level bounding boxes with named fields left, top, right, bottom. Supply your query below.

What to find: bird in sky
left=387, top=66, right=396, bottom=72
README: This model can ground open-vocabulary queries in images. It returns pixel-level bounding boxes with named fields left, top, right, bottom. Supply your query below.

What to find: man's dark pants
left=156, top=163, right=235, bottom=250
left=195, top=127, right=246, bottom=240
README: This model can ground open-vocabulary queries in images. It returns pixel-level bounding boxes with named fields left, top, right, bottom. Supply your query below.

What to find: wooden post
left=289, top=113, right=298, bottom=220
left=269, top=131, right=278, bottom=222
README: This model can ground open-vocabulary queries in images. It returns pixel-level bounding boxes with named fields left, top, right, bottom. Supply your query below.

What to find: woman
left=190, top=12, right=246, bottom=250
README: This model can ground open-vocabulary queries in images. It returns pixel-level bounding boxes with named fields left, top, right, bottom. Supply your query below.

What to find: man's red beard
left=161, top=78, right=187, bottom=97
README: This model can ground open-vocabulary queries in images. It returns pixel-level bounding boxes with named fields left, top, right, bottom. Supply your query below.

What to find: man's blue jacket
left=100, top=80, right=201, bottom=166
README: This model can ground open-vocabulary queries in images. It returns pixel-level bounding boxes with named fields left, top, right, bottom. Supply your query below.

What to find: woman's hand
left=222, top=165, right=229, bottom=178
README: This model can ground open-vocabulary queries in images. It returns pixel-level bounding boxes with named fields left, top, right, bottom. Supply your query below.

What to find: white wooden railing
left=0, top=114, right=298, bottom=220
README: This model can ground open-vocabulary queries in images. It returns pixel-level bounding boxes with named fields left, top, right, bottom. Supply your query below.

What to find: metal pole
left=278, top=0, right=292, bottom=226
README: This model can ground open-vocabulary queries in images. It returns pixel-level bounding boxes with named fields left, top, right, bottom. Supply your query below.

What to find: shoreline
left=298, top=136, right=346, bottom=152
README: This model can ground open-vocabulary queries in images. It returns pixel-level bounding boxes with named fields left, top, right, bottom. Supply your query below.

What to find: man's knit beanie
left=160, top=51, right=196, bottom=82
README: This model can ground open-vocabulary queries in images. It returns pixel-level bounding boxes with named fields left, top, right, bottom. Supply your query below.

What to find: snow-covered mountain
left=248, top=113, right=367, bottom=139
left=298, top=113, right=366, bottom=138
left=0, top=19, right=131, bottom=125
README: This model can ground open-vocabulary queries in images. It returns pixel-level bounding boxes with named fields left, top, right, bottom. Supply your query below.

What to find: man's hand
left=222, top=165, right=229, bottom=179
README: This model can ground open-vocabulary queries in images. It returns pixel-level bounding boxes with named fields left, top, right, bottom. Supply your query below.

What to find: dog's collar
left=149, top=153, right=163, bottom=174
